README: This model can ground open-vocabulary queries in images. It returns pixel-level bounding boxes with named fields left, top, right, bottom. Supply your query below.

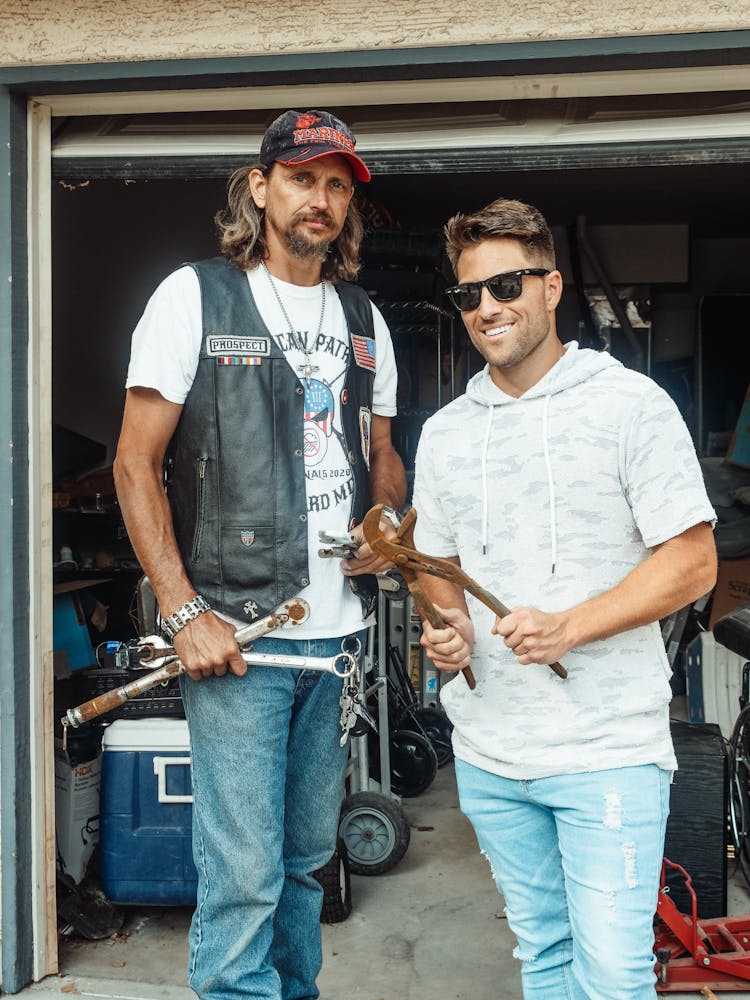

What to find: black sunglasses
left=445, top=268, right=550, bottom=312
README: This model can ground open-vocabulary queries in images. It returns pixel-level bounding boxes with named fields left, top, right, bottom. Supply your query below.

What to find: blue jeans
left=455, top=758, right=671, bottom=1000
left=180, top=634, right=355, bottom=1000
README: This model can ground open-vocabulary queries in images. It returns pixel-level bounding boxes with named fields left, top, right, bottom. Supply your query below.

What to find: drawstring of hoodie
left=480, top=395, right=557, bottom=571
left=481, top=405, right=495, bottom=555
left=542, top=394, right=557, bottom=575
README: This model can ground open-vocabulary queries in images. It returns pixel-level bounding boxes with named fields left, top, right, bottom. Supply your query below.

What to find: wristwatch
left=160, top=594, right=211, bottom=641
left=379, top=506, right=403, bottom=530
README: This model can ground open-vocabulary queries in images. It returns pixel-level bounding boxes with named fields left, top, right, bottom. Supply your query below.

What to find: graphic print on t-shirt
left=272, top=326, right=357, bottom=516
left=303, top=379, right=335, bottom=466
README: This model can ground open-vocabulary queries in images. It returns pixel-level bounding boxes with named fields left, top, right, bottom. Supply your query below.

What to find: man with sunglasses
left=412, top=197, right=717, bottom=998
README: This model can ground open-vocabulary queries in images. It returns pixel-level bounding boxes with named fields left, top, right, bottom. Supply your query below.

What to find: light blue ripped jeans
left=455, top=758, right=671, bottom=1000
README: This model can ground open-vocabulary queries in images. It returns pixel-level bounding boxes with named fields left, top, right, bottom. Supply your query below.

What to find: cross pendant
left=297, top=351, right=319, bottom=381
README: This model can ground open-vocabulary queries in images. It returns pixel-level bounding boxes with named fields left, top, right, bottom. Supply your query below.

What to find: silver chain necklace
left=261, top=261, right=326, bottom=385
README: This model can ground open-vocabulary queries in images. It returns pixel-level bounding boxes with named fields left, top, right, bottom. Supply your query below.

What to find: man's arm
left=494, top=521, right=717, bottom=665
left=418, top=522, right=717, bottom=673
left=342, top=414, right=407, bottom=577
left=113, top=386, right=246, bottom=680
left=417, top=561, right=476, bottom=672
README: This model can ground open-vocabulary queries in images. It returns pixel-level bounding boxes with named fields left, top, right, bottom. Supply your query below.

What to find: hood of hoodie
left=465, top=339, right=620, bottom=407
left=464, top=341, right=623, bottom=563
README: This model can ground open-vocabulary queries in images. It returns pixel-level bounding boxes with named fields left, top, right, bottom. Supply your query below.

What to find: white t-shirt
left=126, top=263, right=398, bottom=639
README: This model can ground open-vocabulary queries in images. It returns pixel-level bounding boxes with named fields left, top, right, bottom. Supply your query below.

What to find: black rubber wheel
left=390, top=728, right=438, bottom=797
left=729, top=705, right=750, bottom=885
left=410, top=706, right=454, bottom=767
left=312, top=838, right=352, bottom=923
left=338, top=791, right=411, bottom=876
left=379, top=569, right=409, bottom=601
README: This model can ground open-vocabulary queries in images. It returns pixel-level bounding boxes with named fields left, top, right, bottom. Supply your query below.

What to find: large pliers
left=362, top=505, right=567, bottom=684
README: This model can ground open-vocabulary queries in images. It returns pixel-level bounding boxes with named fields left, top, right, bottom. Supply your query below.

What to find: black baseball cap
left=259, top=109, right=371, bottom=183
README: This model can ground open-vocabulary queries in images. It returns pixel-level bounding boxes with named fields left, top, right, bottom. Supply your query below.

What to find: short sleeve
left=125, top=266, right=203, bottom=404
left=370, top=302, right=397, bottom=417
left=623, top=383, right=716, bottom=547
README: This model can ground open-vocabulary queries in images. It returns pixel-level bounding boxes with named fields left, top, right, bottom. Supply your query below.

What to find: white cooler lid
left=101, top=717, right=190, bottom=752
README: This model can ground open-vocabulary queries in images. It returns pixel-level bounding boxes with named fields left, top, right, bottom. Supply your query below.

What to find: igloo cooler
left=100, top=718, right=198, bottom=904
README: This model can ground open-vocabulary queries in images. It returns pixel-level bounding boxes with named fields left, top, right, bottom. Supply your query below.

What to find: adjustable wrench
left=362, top=505, right=567, bottom=683
left=61, top=597, right=313, bottom=729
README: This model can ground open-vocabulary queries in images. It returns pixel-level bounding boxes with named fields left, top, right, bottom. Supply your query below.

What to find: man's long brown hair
left=215, top=163, right=364, bottom=282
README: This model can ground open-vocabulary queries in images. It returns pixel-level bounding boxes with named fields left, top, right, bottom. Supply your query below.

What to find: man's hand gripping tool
left=61, top=597, right=313, bottom=731
left=362, top=505, right=568, bottom=684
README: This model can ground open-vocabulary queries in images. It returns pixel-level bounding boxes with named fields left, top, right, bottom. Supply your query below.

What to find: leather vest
left=167, top=256, right=378, bottom=623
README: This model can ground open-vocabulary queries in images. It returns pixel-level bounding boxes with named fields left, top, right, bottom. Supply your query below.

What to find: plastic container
left=99, top=718, right=197, bottom=904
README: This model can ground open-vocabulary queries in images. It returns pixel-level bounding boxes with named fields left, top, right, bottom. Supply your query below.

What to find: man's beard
left=287, top=228, right=330, bottom=261
left=267, top=207, right=335, bottom=261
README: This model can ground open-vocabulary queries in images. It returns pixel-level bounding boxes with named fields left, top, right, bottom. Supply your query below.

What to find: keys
left=339, top=687, right=358, bottom=746
left=337, top=635, right=377, bottom=744
left=339, top=680, right=377, bottom=744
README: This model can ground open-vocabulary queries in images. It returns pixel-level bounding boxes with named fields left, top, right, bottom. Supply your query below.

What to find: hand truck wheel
left=338, top=791, right=410, bottom=876
left=389, top=728, right=438, bottom=797
left=409, top=706, right=454, bottom=767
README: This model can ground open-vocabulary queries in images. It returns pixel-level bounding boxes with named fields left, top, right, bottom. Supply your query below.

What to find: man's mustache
left=295, top=212, right=334, bottom=228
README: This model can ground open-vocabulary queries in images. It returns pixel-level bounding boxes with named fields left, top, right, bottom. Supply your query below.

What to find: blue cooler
left=100, top=718, right=198, bottom=904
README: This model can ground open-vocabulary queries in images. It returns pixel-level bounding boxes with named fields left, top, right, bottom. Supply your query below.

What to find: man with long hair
left=114, top=109, right=406, bottom=999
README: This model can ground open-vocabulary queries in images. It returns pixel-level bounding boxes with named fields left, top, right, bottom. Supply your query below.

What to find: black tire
left=339, top=791, right=411, bottom=876
left=729, top=705, right=750, bottom=885
left=312, top=838, right=352, bottom=923
left=390, top=728, right=438, bottom=797
left=411, top=706, right=454, bottom=767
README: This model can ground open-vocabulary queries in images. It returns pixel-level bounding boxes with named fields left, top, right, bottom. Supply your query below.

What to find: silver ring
left=331, top=652, right=356, bottom=678
left=341, top=635, right=362, bottom=660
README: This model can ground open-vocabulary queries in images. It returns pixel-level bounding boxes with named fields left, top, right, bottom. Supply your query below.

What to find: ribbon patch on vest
left=359, top=406, right=371, bottom=471
left=206, top=335, right=271, bottom=359
left=217, top=356, right=262, bottom=366
left=350, top=334, right=376, bottom=373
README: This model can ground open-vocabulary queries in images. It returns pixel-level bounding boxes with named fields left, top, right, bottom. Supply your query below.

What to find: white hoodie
left=412, top=342, right=715, bottom=779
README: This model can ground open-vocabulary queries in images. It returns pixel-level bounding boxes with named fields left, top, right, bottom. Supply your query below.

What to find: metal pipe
left=575, top=215, right=645, bottom=373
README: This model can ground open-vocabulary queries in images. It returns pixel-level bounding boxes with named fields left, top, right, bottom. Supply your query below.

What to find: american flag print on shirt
left=351, top=334, right=376, bottom=372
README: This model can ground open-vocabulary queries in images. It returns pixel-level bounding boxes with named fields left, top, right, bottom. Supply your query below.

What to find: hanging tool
left=61, top=597, right=311, bottom=730
left=362, top=505, right=567, bottom=684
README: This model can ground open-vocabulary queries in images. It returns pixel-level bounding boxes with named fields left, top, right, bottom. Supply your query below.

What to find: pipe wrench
left=61, top=597, right=312, bottom=730
left=362, top=505, right=567, bottom=683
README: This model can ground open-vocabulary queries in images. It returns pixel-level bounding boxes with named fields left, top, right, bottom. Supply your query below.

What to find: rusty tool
left=362, top=505, right=567, bottom=682
left=61, top=597, right=311, bottom=730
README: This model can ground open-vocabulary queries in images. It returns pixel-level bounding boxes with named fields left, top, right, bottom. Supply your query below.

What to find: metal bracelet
left=160, top=594, right=211, bottom=641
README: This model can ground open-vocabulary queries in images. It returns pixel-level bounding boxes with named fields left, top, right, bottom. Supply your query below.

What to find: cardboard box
left=55, top=739, right=101, bottom=884
left=709, top=558, right=750, bottom=628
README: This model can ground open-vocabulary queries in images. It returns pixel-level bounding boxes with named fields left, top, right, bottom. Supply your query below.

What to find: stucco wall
left=2, top=1, right=750, bottom=68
